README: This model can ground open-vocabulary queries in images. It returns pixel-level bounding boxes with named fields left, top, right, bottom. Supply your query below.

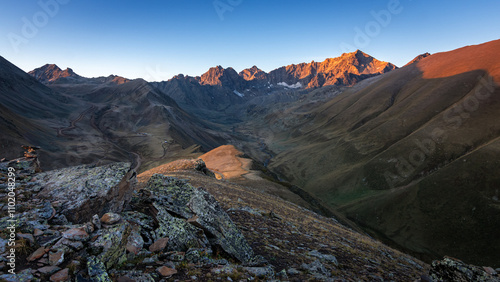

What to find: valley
left=1, top=39, right=500, bottom=270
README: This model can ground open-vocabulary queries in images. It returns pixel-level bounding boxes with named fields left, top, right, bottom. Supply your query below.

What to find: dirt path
left=58, top=105, right=97, bottom=136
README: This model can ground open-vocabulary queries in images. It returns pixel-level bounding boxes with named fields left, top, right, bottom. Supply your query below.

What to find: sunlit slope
left=266, top=39, right=500, bottom=265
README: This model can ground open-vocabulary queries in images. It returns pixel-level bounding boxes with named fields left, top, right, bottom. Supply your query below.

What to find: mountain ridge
left=28, top=50, right=396, bottom=91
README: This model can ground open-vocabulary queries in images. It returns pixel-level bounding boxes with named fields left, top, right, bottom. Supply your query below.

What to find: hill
left=250, top=39, right=500, bottom=266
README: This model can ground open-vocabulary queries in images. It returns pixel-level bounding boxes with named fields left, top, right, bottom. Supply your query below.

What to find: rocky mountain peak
left=199, top=65, right=244, bottom=88
left=28, top=63, right=80, bottom=83
left=267, top=51, right=396, bottom=88
left=239, top=65, right=268, bottom=81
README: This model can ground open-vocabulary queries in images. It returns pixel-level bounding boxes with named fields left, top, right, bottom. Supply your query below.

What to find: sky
left=1, top=0, right=499, bottom=81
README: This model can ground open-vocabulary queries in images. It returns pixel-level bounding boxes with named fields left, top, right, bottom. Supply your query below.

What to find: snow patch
left=277, top=82, right=302, bottom=89
left=233, top=90, right=244, bottom=97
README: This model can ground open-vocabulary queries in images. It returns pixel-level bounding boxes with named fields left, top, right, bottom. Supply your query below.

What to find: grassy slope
left=264, top=39, right=500, bottom=266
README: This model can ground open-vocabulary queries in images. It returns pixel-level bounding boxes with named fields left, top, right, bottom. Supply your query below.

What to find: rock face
left=266, top=50, right=396, bottom=88
left=198, top=65, right=246, bottom=89
left=34, top=162, right=135, bottom=223
left=28, top=64, right=81, bottom=83
left=239, top=66, right=268, bottom=81
left=429, top=257, right=500, bottom=281
left=133, top=174, right=254, bottom=263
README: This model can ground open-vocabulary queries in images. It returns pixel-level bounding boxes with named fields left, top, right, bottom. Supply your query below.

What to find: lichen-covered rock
left=87, top=256, right=112, bottom=282
left=429, top=257, right=499, bottom=282
left=90, top=221, right=132, bottom=269
left=0, top=270, right=34, bottom=282
left=301, top=260, right=331, bottom=278
left=308, top=250, right=338, bottom=266
left=126, top=225, right=144, bottom=255
left=109, top=270, right=155, bottom=282
left=244, top=266, right=275, bottom=279
left=0, top=155, right=40, bottom=174
left=187, top=188, right=254, bottom=263
left=153, top=201, right=209, bottom=251
left=145, top=176, right=195, bottom=219
left=34, top=162, right=135, bottom=223
left=121, top=211, right=155, bottom=246
left=139, top=174, right=254, bottom=263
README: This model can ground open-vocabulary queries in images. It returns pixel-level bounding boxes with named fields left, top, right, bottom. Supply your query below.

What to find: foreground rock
left=429, top=257, right=500, bottom=281
left=34, top=162, right=136, bottom=223
left=0, top=155, right=446, bottom=280
left=132, top=174, right=255, bottom=263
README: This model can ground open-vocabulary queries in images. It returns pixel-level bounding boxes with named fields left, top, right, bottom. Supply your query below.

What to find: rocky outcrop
left=429, top=257, right=499, bottom=281
left=133, top=174, right=255, bottom=263
left=34, top=162, right=136, bottom=223
left=403, top=52, right=431, bottom=67
left=0, top=146, right=40, bottom=174
left=0, top=155, right=261, bottom=281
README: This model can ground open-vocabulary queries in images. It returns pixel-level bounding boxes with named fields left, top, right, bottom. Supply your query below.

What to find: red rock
left=34, top=229, right=44, bottom=236
left=50, top=268, right=69, bottom=282
left=100, top=212, right=122, bottom=225
left=49, top=250, right=65, bottom=266
left=157, top=266, right=177, bottom=277
left=149, top=237, right=169, bottom=252
left=62, top=227, right=89, bottom=241
left=483, top=266, right=497, bottom=275
left=28, top=247, right=49, bottom=262
left=37, top=265, right=60, bottom=275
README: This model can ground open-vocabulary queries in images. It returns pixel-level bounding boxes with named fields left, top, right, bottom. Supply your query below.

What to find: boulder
left=187, top=188, right=254, bottom=263
left=156, top=266, right=178, bottom=277
left=429, top=257, right=499, bottom=281
left=34, top=162, right=135, bottom=223
left=138, top=174, right=254, bottom=263
left=153, top=201, right=210, bottom=251
left=49, top=268, right=69, bottom=282
left=101, top=212, right=122, bottom=225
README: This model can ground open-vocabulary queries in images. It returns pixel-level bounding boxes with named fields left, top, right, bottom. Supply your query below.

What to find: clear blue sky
left=1, top=0, right=499, bottom=81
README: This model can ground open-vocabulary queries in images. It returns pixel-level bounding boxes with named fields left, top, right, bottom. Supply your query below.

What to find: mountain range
left=1, top=40, right=499, bottom=269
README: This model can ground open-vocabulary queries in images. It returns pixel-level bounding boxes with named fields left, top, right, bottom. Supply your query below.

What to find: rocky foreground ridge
left=0, top=148, right=499, bottom=281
